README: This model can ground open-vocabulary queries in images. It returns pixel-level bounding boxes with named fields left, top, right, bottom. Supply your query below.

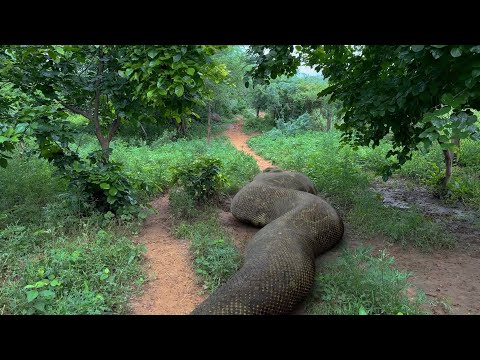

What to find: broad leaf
left=175, top=85, right=184, bottom=97
left=100, top=183, right=110, bottom=189
left=26, top=290, right=39, bottom=302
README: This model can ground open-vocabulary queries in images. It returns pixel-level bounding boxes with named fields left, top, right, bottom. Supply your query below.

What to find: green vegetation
left=0, top=155, right=145, bottom=314
left=248, top=45, right=480, bottom=189
left=305, top=247, right=428, bottom=315
left=249, top=131, right=454, bottom=249
left=173, top=216, right=241, bottom=292
left=0, top=119, right=257, bottom=313
left=1, top=44, right=479, bottom=315
left=172, top=156, right=229, bottom=203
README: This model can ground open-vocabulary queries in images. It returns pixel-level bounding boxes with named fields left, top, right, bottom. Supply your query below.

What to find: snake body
left=191, top=170, right=344, bottom=315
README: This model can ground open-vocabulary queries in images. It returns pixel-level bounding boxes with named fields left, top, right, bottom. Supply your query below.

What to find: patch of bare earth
left=130, top=195, right=206, bottom=315
left=366, top=177, right=480, bottom=314
left=221, top=120, right=480, bottom=315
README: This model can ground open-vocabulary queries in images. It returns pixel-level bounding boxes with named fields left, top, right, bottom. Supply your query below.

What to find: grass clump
left=173, top=215, right=241, bottom=292
left=305, top=246, right=429, bottom=315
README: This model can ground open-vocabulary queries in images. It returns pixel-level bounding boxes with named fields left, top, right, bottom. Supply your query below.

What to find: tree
left=119, top=45, right=227, bottom=135
left=247, top=45, right=480, bottom=186
left=1, top=45, right=226, bottom=158
left=0, top=45, right=227, bottom=214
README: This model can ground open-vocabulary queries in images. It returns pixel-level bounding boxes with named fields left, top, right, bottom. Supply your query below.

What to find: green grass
left=74, top=135, right=259, bottom=199
left=305, top=246, right=429, bottom=315
left=0, top=154, right=69, bottom=227
left=172, top=209, right=241, bottom=292
left=0, top=124, right=256, bottom=314
left=248, top=130, right=454, bottom=249
left=0, top=226, right=145, bottom=315
left=0, top=155, right=145, bottom=314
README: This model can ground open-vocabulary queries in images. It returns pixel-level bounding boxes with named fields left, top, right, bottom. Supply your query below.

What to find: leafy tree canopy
left=247, top=45, right=480, bottom=181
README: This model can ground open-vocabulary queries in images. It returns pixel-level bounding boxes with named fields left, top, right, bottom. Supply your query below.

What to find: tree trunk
left=177, top=119, right=187, bottom=136
left=256, top=108, right=260, bottom=118
left=326, top=111, right=332, bottom=132
left=207, top=103, right=212, bottom=145
left=93, top=47, right=110, bottom=161
left=441, top=149, right=453, bottom=189
left=452, top=138, right=460, bottom=165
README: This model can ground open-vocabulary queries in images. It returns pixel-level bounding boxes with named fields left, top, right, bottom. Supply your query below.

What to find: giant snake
left=192, top=169, right=344, bottom=315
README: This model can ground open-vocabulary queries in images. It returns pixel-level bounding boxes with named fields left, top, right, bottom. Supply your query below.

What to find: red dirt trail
left=130, top=196, right=206, bottom=314
left=129, top=121, right=268, bottom=315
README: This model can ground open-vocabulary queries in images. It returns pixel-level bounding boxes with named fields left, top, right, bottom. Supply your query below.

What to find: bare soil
left=129, top=195, right=206, bottom=315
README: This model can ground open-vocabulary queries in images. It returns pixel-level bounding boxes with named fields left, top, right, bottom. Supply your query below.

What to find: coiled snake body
left=192, top=170, right=344, bottom=315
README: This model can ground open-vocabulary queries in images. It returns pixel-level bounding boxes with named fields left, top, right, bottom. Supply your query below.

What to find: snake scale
left=191, top=169, right=344, bottom=315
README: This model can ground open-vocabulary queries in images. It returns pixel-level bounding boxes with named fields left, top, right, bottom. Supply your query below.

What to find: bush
left=263, top=113, right=315, bottom=138
left=243, top=113, right=276, bottom=134
left=172, top=156, right=229, bottom=204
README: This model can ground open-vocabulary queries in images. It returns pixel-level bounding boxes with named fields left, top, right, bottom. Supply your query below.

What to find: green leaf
left=147, top=89, right=154, bottom=99
left=100, top=183, right=110, bottom=190
left=186, top=68, right=195, bottom=75
left=40, top=289, right=55, bottom=299
left=33, top=302, right=46, bottom=312
left=175, top=85, right=184, bottom=97
left=358, top=306, right=368, bottom=315
left=470, top=46, right=480, bottom=53
left=148, top=49, right=159, bottom=59
left=0, top=136, right=10, bottom=143
left=107, top=196, right=116, bottom=204
left=430, top=49, right=443, bottom=59
left=173, top=54, right=182, bottom=62
left=433, top=107, right=450, bottom=117
left=411, top=45, right=424, bottom=52
left=450, top=47, right=462, bottom=57
left=26, top=290, right=39, bottom=302
left=108, top=187, right=118, bottom=196
left=50, top=279, right=61, bottom=287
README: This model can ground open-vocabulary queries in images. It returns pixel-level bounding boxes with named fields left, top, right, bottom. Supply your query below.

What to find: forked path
left=130, top=121, right=269, bottom=315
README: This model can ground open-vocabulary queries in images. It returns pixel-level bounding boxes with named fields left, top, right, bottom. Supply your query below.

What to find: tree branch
left=108, top=115, right=121, bottom=142
left=59, top=101, right=94, bottom=121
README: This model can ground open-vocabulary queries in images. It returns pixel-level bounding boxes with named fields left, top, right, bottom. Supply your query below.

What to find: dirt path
left=221, top=120, right=480, bottom=315
left=224, top=122, right=273, bottom=171
left=130, top=195, right=206, bottom=314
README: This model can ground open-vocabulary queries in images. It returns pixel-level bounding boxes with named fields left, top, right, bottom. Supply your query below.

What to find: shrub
left=172, top=156, right=229, bottom=204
